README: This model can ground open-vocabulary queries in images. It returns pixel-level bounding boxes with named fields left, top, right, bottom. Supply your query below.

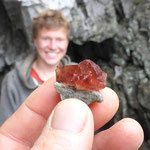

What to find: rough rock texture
left=54, top=82, right=103, bottom=105
left=3, top=0, right=117, bottom=46
left=0, top=0, right=150, bottom=149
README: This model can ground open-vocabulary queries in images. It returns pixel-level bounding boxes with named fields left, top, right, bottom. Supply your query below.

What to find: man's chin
left=46, top=61, right=59, bottom=67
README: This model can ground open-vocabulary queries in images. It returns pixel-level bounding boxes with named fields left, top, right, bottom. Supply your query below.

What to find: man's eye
left=57, top=38, right=64, bottom=42
left=41, top=37, right=49, bottom=41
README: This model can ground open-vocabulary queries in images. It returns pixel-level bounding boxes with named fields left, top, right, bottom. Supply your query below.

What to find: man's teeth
left=47, top=53, right=57, bottom=56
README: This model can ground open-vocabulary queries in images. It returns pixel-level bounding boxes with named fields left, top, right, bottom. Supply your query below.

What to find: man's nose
left=48, top=39, right=57, bottom=50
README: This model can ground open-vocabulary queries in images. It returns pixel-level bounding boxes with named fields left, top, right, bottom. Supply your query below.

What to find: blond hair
left=32, top=9, right=70, bottom=39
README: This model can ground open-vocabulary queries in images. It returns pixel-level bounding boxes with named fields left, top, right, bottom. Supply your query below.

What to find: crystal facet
left=56, top=59, right=107, bottom=91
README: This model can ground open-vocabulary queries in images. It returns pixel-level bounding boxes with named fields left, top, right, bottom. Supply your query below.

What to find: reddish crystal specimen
left=56, top=59, right=107, bottom=91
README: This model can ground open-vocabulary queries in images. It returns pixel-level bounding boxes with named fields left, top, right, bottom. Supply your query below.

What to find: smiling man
left=0, top=10, right=73, bottom=125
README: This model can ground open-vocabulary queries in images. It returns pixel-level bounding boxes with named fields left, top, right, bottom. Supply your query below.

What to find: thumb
left=32, top=99, right=94, bottom=150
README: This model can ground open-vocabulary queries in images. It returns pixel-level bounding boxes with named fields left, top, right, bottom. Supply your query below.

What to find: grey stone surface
left=3, top=0, right=117, bottom=45
left=54, top=82, right=103, bottom=105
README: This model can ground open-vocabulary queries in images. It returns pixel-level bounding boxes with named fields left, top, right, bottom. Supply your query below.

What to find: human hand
left=0, top=77, right=144, bottom=150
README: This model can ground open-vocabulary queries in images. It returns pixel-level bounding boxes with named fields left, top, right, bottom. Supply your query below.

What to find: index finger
left=0, top=77, right=60, bottom=147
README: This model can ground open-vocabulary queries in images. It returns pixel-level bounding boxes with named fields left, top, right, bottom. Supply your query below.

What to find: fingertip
left=93, top=118, right=144, bottom=150
left=100, top=87, right=119, bottom=110
left=107, top=118, right=144, bottom=149
left=33, top=98, right=94, bottom=150
left=116, top=118, right=144, bottom=148
left=50, top=98, right=93, bottom=133
left=89, top=87, right=119, bottom=130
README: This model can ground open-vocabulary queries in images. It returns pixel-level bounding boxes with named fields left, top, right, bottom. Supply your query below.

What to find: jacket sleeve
left=0, top=70, right=20, bottom=126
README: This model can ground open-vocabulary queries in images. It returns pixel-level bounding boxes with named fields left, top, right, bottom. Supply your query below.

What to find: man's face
left=33, top=27, right=69, bottom=66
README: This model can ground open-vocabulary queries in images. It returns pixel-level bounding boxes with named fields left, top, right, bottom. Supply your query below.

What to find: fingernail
left=50, top=99, right=87, bottom=133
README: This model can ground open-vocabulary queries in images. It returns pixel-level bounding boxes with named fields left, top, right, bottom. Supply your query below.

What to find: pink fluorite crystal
left=56, top=59, right=107, bottom=91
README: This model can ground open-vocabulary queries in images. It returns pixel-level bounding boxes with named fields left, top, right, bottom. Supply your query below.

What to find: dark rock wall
left=0, top=0, right=29, bottom=86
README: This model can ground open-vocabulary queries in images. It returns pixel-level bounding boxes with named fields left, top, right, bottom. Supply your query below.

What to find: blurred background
left=0, top=0, right=150, bottom=149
